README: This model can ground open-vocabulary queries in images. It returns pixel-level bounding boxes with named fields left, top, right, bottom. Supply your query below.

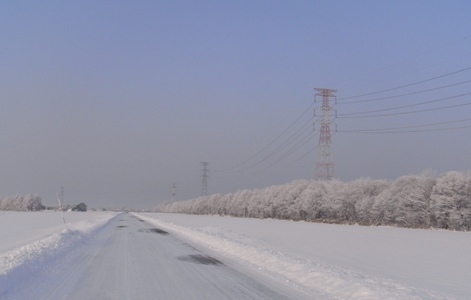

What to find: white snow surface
left=135, top=213, right=471, bottom=300
left=0, top=211, right=119, bottom=292
left=1, top=211, right=470, bottom=299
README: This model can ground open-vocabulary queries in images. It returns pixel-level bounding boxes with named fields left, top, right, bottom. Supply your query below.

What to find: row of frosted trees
left=155, top=171, right=471, bottom=231
left=0, top=194, right=45, bottom=211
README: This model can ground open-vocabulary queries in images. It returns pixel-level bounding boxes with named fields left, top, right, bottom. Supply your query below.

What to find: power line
left=215, top=100, right=325, bottom=174
left=334, top=36, right=470, bottom=92
left=338, top=100, right=471, bottom=119
left=338, top=92, right=471, bottom=117
left=233, top=119, right=315, bottom=172
left=220, top=40, right=471, bottom=176
left=292, top=131, right=339, bottom=165
left=216, top=102, right=315, bottom=172
left=337, top=66, right=471, bottom=101
left=337, top=117, right=471, bottom=133
left=230, top=91, right=337, bottom=174
left=216, top=65, right=471, bottom=177
left=255, top=131, right=318, bottom=174
left=337, top=80, right=471, bottom=105
left=338, top=124, right=471, bottom=134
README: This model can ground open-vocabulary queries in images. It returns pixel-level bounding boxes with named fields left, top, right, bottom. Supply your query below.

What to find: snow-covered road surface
left=1, top=213, right=309, bottom=300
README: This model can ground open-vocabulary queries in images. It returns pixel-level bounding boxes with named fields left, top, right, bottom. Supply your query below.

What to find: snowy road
left=3, top=211, right=468, bottom=299
left=3, top=213, right=308, bottom=300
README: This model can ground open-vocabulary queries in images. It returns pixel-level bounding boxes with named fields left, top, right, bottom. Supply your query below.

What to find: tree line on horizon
left=155, top=170, right=471, bottom=231
left=0, top=195, right=89, bottom=212
left=0, top=194, right=44, bottom=211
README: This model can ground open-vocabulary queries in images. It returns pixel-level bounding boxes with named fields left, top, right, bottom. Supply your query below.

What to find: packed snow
left=1, top=210, right=470, bottom=299
left=135, top=212, right=471, bottom=300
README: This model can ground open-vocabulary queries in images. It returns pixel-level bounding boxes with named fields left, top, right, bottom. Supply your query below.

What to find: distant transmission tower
left=314, top=88, right=336, bottom=180
left=201, top=162, right=210, bottom=196
left=172, top=183, right=177, bottom=201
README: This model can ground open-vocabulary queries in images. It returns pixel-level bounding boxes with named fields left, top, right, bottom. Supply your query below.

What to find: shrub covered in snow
left=0, top=194, right=45, bottom=211
left=155, top=171, right=471, bottom=231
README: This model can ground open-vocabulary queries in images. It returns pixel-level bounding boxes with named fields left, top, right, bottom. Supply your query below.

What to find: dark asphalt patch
left=116, top=225, right=127, bottom=229
left=138, top=228, right=169, bottom=235
left=177, top=255, right=224, bottom=266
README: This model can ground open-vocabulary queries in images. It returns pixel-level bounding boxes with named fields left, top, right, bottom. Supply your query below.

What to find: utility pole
left=201, top=162, right=210, bottom=196
left=57, top=186, right=66, bottom=228
left=60, top=186, right=64, bottom=204
left=314, top=88, right=336, bottom=180
left=172, top=183, right=177, bottom=201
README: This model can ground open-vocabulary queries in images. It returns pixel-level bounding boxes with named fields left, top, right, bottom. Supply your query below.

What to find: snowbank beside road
left=0, top=211, right=120, bottom=253
left=135, top=212, right=471, bottom=300
left=0, top=211, right=120, bottom=296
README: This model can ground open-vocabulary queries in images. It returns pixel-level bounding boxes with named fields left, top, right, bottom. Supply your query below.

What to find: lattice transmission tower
left=314, top=88, right=336, bottom=180
left=172, top=183, right=177, bottom=201
left=201, top=162, right=210, bottom=196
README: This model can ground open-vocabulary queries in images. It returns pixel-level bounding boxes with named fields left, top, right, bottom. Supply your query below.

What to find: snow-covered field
left=1, top=211, right=470, bottom=299
left=0, top=210, right=120, bottom=296
left=0, top=211, right=119, bottom=254
left=135, top=213, right=471, bottom=300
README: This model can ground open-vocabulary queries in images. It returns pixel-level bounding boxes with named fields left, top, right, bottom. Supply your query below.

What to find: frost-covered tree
left=153, top=171, right=471, bottom=231
left=230, top=189, right=252, bottom=217
left=0, top=194, right=44, bottom=211
left=391, top=175, right=436, bottom=228
left=372, top=175, right=433, bottom=227
left=321, top=178, right=390, bottom=225
left=372, top=183, right=398, bottom=226
left=354, top=178, right=390, bottom=225
left=253, top=187, right=266, bottom=218
left=258, top=185, right=280, bottom=219
left=297, top=181, right=328, bottom=221
left=319, top=180, right=346, bottom=221
left=430, top=171, right=471, bottom=230
left=272, top=180, right=309, bottom=220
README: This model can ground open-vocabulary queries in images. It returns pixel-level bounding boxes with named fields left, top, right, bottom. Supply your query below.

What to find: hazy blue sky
left=1, top=1, right=470, bottom=209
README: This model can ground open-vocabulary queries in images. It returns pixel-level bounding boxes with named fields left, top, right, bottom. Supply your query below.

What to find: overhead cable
left=338, top=92, right=471, bottom=117
left=215, top=102, right=315, bottom=172
left=338, top=99, right=471, bottom=119
left=337, top=66, right=471, bottom=101
left=338, top=124, right=471, bottom=134
left=337, top=117, right=471, bottom=133
left=337, top=80, right=471, bottom=105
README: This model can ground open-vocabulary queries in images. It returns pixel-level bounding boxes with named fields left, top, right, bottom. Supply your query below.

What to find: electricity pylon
left=314, top=88, right=336, bottom=180
left=201, top=162, right=209, bottom=196
left=172, top=183, right=177, bottom=201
